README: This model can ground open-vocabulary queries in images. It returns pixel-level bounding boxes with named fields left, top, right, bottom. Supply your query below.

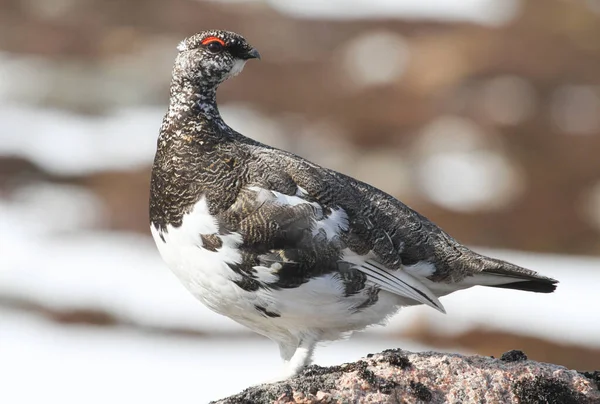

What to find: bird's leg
left=258, top=340, right=300, bottom=384
left=279, top=337, right=317, bottom=380
left=278, top=342, right=297, bottom=364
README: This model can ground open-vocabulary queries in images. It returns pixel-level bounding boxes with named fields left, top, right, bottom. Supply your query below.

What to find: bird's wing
left=342, top=251, right=445, bottom=313
left=219, top=185, right=348, bottom=289
left=220, top=183, right=445, bottom=313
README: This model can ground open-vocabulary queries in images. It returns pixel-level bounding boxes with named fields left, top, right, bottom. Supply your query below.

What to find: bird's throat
left=165, top=79, right=222, bottom=127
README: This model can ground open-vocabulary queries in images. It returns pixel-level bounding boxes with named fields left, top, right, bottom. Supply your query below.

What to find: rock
left=213, top=349, right=600, bottom=404
left=500, top=349, right=528, bottom=362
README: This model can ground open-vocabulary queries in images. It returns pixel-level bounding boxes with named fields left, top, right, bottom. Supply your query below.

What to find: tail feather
left=488, top=280, right=557, bottom=293
left=468, top=254, right=558, bottom=294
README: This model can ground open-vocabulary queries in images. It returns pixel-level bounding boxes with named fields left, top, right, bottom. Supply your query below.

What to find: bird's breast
left=150, top=196, right=250, bottom=315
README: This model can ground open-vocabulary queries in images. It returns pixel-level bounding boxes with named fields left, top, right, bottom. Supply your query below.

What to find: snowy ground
left=0, top=308, right=436, bottom=403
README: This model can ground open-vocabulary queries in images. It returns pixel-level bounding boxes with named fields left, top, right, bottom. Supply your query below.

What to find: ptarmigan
left=149, top=30, right=558, bottom=380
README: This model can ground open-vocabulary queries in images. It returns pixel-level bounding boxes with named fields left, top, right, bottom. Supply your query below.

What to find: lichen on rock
left=213, top=349, right=600, bottom=404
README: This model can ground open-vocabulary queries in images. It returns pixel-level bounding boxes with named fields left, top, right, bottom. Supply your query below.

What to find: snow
left=0, top=309, right=433, bottom=403
left=0, top=104, right=161, bottom=175
left=0, top=228, right=239, bottom=333
left=208, top=0, right=521, bottom=26
left=0, top=104, right=291, bottom=176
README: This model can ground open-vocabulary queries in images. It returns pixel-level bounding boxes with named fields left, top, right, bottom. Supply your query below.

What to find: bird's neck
left=152, top=79, right=234, bottom=229
left=163, top=78, right=226, bottom=130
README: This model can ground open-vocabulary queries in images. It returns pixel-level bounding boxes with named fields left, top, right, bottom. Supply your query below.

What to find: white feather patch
left=253, top=262, right=282, bottom=284
left=272, top=190, right=313, bottom=207
left=296, top=186, right=309, bottom=197
left=249, top=186, right=319, bottom=208
left=228, top=59, right=247, bottom=78
left=181, top=196, right=219, bottom=235
left=177, top=40, right=187, bottom=52
left=150, top=197, right=245, bottom=315
left=249, top=186, right=349, bottom=240
left=313, top=208, right=349, bottom=240
left=404, top=261, right=436, bottom=278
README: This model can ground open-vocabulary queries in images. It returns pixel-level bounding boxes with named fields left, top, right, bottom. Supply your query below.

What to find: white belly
left=150, top=197, right=403, bottom=342
left=150, top=197, right=251, bottom=318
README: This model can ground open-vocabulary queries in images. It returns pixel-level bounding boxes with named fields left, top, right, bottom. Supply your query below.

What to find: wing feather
left=342, top=250, right=445, bottom=313
left=229, top=185, right=446, bottom=313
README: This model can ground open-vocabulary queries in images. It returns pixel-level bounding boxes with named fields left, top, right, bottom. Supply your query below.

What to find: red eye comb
left=201, top=37, right=225, bottom=46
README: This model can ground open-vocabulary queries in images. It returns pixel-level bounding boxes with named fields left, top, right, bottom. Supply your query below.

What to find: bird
left=149, top=30, right=558, bottom=381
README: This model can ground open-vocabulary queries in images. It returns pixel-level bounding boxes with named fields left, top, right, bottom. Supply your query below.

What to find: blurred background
left=1, top=0, right=600, bottom=402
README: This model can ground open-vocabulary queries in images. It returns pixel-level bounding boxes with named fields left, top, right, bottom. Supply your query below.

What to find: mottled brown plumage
left=149, top=30, right=558, bottom=380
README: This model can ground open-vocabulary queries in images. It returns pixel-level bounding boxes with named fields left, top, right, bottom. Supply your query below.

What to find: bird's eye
left=201, top=37, right=226, bottom=54
left=206, top=41, right=223, bottom=54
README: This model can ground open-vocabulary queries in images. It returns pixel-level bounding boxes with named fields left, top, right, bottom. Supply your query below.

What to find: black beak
left=243, top=48, right=261, bottom=60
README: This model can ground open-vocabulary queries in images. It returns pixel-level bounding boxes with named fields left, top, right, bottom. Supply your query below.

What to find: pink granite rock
left=214, top=349, right=600, bottom=404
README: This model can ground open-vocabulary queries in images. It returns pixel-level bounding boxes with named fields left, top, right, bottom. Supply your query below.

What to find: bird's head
left=173, top=30, right=260, bottom=88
